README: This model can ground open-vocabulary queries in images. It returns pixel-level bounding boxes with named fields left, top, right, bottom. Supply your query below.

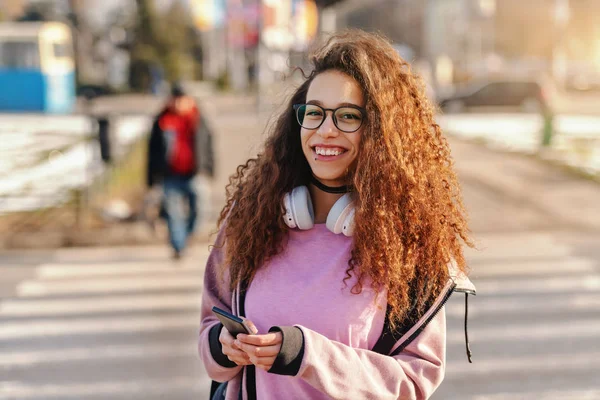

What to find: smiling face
left=301, top=70, right=365, bottom=186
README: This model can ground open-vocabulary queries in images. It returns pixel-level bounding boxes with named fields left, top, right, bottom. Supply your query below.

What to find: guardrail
left=0, top=113, right=153, bottom=236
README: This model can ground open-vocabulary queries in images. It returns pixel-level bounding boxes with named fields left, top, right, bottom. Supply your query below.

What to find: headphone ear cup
left=326, top=193, right=355, bottom=235
left=283, top=192, right=296, bottom=228
left=290, top=186, right=314, bottom=230
left=341, top=208, right=355, bottom=236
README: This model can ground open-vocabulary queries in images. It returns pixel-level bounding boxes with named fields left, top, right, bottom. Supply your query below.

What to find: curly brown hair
left=218, top=30, right=472, bottom=328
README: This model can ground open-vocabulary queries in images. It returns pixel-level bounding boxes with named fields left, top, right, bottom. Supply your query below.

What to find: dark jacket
left=147, top=104, right=215, bottom=187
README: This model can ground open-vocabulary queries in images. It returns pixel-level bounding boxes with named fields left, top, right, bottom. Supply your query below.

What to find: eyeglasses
left=293, top=103, right=366, bottom=133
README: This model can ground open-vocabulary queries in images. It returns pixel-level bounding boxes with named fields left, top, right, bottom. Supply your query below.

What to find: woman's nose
left=317, top=113, right=339, bottom=137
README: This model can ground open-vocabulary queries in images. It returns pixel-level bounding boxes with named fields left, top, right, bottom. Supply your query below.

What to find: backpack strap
left=372, top=278, right=436, bottom=356
left=238, top=278, right=257, bottom=400
left=373, top=276, right=475, bottom=362
left=209, top=277, right=254, bottom=400
left=371, top=304, right=395, bottom=355
left=209, top=380, right=223, bottom=400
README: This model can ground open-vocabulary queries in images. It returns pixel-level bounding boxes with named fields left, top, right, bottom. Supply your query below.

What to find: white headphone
left=283, top=186, right=355, bottom=236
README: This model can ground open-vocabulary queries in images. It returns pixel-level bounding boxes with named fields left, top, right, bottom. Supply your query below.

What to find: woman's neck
left=309, top=184, right=344, bottom=224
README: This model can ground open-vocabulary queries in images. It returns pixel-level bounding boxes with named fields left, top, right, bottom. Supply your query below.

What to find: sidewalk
left=0, top=85, right=284, bottom=250
left=449, top=137, right=600, bottom=232
left=2, top=81, right=599, bottom=250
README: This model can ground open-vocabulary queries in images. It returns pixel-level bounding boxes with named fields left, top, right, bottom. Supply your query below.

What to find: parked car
left=437, top=79, right=553, bottom=114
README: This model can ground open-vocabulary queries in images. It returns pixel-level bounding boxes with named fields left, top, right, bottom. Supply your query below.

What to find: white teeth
left=315, top=147, right=343, bottom=156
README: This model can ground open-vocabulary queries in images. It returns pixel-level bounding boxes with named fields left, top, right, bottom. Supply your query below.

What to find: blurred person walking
left=146, top=83, right=214, bottom=259
left=199, top=30, right=475, bottom=400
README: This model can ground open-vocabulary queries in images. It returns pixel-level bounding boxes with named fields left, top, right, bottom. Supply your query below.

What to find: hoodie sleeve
left=272, top=310, right=446, bottom=400
left=198, top=229, right=243, bottom=382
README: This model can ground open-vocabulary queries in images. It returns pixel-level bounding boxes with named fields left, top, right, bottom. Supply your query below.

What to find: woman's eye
left=341, top=113, right=360, bottom=120
left=306, top=111, right=323, bottom=117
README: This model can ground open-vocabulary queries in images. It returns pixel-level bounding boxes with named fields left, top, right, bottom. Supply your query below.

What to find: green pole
left=542, top=111, right=554, bottom=148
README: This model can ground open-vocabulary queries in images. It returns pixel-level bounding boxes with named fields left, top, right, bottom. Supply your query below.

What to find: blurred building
left=195, top=0, right=342, bottom=91
left=429, top=0, right=600, bottom=85
left=335, top=0, right=425, bottom=56
left=0, top=0, right=26, bottom=20
left=331, top=0, right=600, bottom=88
left=195, top=0, right=600, bottom=91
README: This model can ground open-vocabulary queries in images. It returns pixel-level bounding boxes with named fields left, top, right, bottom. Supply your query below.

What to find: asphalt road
left=1, top=91, right=599, bottom=399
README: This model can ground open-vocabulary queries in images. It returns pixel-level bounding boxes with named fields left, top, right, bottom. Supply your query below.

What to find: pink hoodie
left=199, top=224, right=452, bottom=400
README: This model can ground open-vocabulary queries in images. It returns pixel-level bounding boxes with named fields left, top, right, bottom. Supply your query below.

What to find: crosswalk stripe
left=468, top=257, right=596, bottom=278
left=0, top=377, right=207, bottom=399
left=0, top=341, right=198, bottom=367
left=473, top=274, right=600, bottom=294
left=3, top=310, right=596, bottom=343
left=0, top=313, right=199, bottom=340
left=0, top=293, right=201, bottom=317
left=447, top=319, right=600, bottom=344
left=37, top=262, right=204, bottom=279
left=446, top=293, right=600, bottom=317
left=470, top=389, right=600, bottom=400
left=16, top=274, right=202, bottom=297
left=1, top=233, right=597, bottom=400
left=446, top=351, right=600, bottom=377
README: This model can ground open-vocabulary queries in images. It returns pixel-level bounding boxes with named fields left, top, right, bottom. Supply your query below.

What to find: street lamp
left=478, top=0, right=496, bottom=74
left=479, top=0, right=496, bottom=49
left=553, top=0, right=570, bottom=89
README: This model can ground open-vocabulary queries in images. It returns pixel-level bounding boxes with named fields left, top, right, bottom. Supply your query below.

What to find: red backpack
left=159, top=108, right=198, bottom=175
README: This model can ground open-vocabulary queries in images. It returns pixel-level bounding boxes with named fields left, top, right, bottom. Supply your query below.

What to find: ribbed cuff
left=209, top=323, right=238, bottom=368
left=267, top=326, right=305, bottom=376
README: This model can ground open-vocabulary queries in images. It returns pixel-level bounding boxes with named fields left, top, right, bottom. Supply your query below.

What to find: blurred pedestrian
left=199, top=30, right=475, bottom=399
left=147, top=83, right=214, bottom=259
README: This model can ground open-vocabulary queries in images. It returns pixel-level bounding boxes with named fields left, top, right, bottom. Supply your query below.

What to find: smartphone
left=212, top=306, right=252, bottom=338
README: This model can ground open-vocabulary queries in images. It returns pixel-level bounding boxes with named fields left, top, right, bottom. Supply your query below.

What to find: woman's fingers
left=223, top=347, right=252, bottom=366
left=235, top=341, right=281, bottom=357
left=229, top=331, right=284, bottom=370
left=219, top=327, right=251, bottom=366
left=234, top=341, right=281, bottom=371
left=251, top=355, right=277, bottom=371
left=235, top=342, right=278, bottom=370
left=241, top=318, right=259, bottom=334
left=219, top=326, right=235, bottom=344
left=237, top=332, right=282, bottom=347
left=224, top=345, right=252, bottom=365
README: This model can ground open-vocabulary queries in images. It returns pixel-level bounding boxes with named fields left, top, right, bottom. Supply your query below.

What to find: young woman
left=199, top=30, right=475, bottom=400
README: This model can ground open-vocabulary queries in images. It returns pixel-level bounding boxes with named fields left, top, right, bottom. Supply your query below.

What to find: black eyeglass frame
left=293, top=103, right=367, bottom=133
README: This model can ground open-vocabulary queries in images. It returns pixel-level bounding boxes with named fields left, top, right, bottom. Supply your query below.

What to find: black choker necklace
left=310, top=176, right=351, bottom=194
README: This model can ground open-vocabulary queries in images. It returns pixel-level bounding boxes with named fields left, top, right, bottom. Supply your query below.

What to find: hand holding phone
left=213, top=307, right=256, bottom=366
left=212, top=306, right=256, bottom=338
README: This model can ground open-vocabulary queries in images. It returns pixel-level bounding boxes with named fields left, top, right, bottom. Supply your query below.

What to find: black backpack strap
left=209, top=278, right=251, bottom=400
left=371, top=300, right=422, bottom=356
left=371, top=304, right=397, bottom=355
left=210, top=380, right=222, bottom=399
left=238, top=278, right=257, bottom=400
left=372, top=279, right=437, bottom=356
